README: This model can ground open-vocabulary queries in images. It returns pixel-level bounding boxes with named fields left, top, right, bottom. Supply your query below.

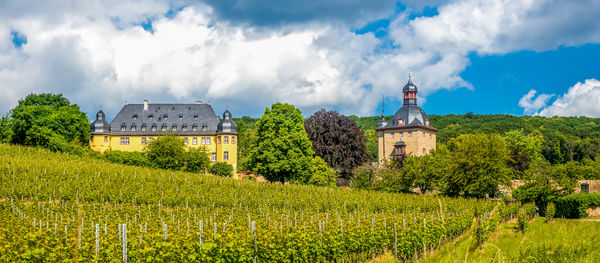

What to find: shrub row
left=554, top=193, right=600, bottom=218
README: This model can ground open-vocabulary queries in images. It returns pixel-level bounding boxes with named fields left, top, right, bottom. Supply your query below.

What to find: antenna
left=382, top=95, right=385, bottom=119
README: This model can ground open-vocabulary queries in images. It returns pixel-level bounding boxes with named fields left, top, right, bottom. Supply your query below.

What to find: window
left=399, top=132, right=403, bottom=137
left=390, top=133, right=395, bottom=138
left=133, top=114, right=138, bottom=120
left=202, top=124, right=208, bottom=131
left=161, top=124, right=167, bottom=131
left=142, top=137, right=147, bottom=145
left=194, top=114, right=198, bottom=120
left=149, top=114, right=153, bottom=120
left=172, top=125, right=177, bottom=131
left=120, top=137, right=129, bottom=145
left=192, top=125, right=198, bottom=131
left=218, top=136, right=221, bottom=144
left=121, top=124, right=126, bottom=131
left=231, top=136, right=235, bottom=144
left=141, top=124, right=147, bottom=131
left=179, top=114, right=183, bottom=120
left=224, top=151, right=229, bottom=160
left=182, top=125, right=187, bottom=131
left=193, top=137, right=197, bottom=145
left=224, top=136, right=229, bottom=143
left=149, top=137, right=154, bottom=142
left=582, top=183, right=590, bottom=193
left=152, top=124, right=157, bottom=131
left=426, top=120, right=430, bottom=127
left=408, top=131, right=412, bottom=137
left=201, top=137, right=206, bottom=145
left=397, top=119, right=404, bottom=126
left=163, top=114, right=168, bottom=120
left=104, top=136, right=108, bottom=142
left=184, top=137, right=188, bottom=145
left=131, top=125, right=136, bottom=131
left=211, top=153, right=216, bottom=162
left=206, top=137, right=211, bottom=145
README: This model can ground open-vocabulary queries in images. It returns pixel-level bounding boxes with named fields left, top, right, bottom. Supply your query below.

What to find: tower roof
left=402, top=77, right=418, bottom=93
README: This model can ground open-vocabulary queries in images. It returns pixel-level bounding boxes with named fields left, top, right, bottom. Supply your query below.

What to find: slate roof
left=90, top=110, right=110, bottom=134
left=377, top=78, right=435, bottom=131
left=91, top=103, right=236, bottom=136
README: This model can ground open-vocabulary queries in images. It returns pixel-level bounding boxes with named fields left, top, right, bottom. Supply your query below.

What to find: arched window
left=172, top=124, right=177, bottom=131
left=161, top=124, right=167, bottom=131
left=131, top=124, right=136, bottom=131
left=151, top=124, right=157, bottom=131
left=141, top=124, right=147, bottom=131
left=192, top=124, right=198, bottom=131
left=121, top=124, right=126, bottom=131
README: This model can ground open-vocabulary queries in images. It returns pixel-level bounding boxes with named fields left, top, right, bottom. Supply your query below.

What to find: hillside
left=236, top=113, right=600, bottom=162
left=0, top=144, right=494, bottom=261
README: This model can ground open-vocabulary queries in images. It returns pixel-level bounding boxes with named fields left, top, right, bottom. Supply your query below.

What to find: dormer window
left=133, top=114, right=138, bottom=120
left=192, top=124, right=198, bottom=131
left=149, top=114, right=153, bottom=120
left=163, top=114, right=168, bottom=120
left=397, top=119, right=405, bottom=126
left=426, top=120, right=430, bottom=127
left=182, top=125, right=187, bottom=131
left=179, top=114, right=183, bottom=120
left=121, top=124, right=126, bottom=131
left=171, top=125, right=177, bottom=131
left=131, top=124, right=136, bottom=131
left=202, top=124, right=208, bottom=131
left=141, top=124, right=147, bottom=131
left=151, top=124, right=157, bottom=131
left=194, top=114, right=198, bottom=120
left=161, top=124, right=167, bottom=131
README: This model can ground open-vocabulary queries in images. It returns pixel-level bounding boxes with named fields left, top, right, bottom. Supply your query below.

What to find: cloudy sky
left=1, top=0, right=600, bottom=120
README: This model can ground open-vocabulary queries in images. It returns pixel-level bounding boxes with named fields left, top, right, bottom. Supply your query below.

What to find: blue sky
left=1, top=0, right=600, bottom=120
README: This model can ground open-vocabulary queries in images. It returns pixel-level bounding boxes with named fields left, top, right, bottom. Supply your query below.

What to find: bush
left=554, top=193, right=600, bottom=218
left=145, top=135, right=185, bottom=170
left=546, top=203, right=556, bottom=222
left=104, top=150, right=153, bottom=167
left=210, top=162, right=234, bottom=177
left=184, top=147, right=211, bottom=173
left=308, top=156, right=335, bottom=187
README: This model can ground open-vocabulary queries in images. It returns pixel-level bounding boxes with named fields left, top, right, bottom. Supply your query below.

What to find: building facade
left=89, top=100, right=238, bottom=170
left=375, top=77, right=437, bottom=164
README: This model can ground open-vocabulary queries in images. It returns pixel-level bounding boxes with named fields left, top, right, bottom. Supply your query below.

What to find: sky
left=1, top=0, right=600, bottom=121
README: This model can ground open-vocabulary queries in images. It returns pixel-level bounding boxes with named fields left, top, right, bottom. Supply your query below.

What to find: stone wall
left=501, top=180, right=600, bottom=196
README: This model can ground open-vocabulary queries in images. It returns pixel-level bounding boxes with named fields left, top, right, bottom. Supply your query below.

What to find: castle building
left=89, top=100, right=238, bottom=170
left=376, top=77, right=437, bottom=164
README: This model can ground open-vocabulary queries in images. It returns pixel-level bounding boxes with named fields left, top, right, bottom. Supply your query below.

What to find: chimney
left=143, top=100, right=148, bottom=110
left=195, top=100, right=203, bottom=104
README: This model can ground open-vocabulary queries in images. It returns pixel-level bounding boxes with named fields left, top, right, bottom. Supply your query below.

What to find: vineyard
left=0, top=144, right=521, bottom=262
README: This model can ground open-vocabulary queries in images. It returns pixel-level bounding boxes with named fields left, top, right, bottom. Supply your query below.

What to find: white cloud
left=518, top=89, right=554, bottom=115
left=0, top=0, right=599, bottom=119
left=535, top=79, right=600, bottom=117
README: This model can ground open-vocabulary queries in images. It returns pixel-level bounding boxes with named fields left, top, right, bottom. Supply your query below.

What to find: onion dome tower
left=375, top=75, right=437, bottom=164
left=90, top=109, right=110, bottom=134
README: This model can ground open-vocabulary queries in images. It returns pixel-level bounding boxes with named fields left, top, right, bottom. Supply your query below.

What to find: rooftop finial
left=381, top=95, right=385, bottom=119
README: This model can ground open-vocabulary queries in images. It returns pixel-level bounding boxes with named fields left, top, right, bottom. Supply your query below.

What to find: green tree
left=444, top=133, right=511, bottom=198
left=504, top=129, right=544, bottom=178
left=145, top=134, right=186, bottom=170
left=0, top=115, right=12, bottom=143
left=210, top=162, right=234, bottom=177
left=308, top=156, right=336, bottom=187
left=10, top=93, right=89, bottom=148
left=235, top=120, right=257, bottom=171
left=350, top=163, right=378, bottom=189
left=184, top=146, right=211, bottom=173
left=404, top=147, right=448, bottom=194
left=247, top=103, right=314, bottom=184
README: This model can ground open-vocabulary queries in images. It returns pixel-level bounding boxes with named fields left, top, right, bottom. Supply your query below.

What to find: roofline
left=376, top=125, right=438, bottom=133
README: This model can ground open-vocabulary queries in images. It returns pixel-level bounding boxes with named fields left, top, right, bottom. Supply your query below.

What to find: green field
left=0, top=144, right=498, bottom=262
left=422, top=217, right=600, bottom=263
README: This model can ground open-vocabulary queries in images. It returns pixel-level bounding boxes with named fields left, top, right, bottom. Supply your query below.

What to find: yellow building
left=89, top=100, right=238, bottom=171
left=375, top=77, right=437, bottom=164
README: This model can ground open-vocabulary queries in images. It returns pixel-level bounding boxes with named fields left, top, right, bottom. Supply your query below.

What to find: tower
left=375, top=76, right=437, bottom=165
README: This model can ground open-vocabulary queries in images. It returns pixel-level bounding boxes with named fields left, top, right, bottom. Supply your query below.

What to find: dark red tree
left=304, top=109, right=371, bottom=178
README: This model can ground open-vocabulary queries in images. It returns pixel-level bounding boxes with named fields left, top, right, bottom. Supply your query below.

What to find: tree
left=145, top=134, right=186, bottom=170
left=0, top=115, right=12, bottom=143
left=184, top=146, right=211, bottom=173
left=9, top=93, right=89, bottom=148
left=403, top=147, right=448, bottom=194
left=350, top=163, right=378, bottom=189
left=308, top=156, right=336, bottom=187
left=304, top=110, right=371, bottom=178
left=503, top=129, right=544, bottom=177
left=235, top=119, right=257, bottom=171
left=210, top=162, right=234, bottom=177
left=247, top=103, right=314, bottom=184
left=443, top=133, right=511, bottom=198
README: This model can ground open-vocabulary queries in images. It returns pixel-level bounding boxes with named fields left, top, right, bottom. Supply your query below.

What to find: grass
left=421, top=217, right=600, bottom=263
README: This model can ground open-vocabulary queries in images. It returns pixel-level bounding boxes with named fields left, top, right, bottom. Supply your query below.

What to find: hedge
left=554, top=193, right=600, bottom=218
